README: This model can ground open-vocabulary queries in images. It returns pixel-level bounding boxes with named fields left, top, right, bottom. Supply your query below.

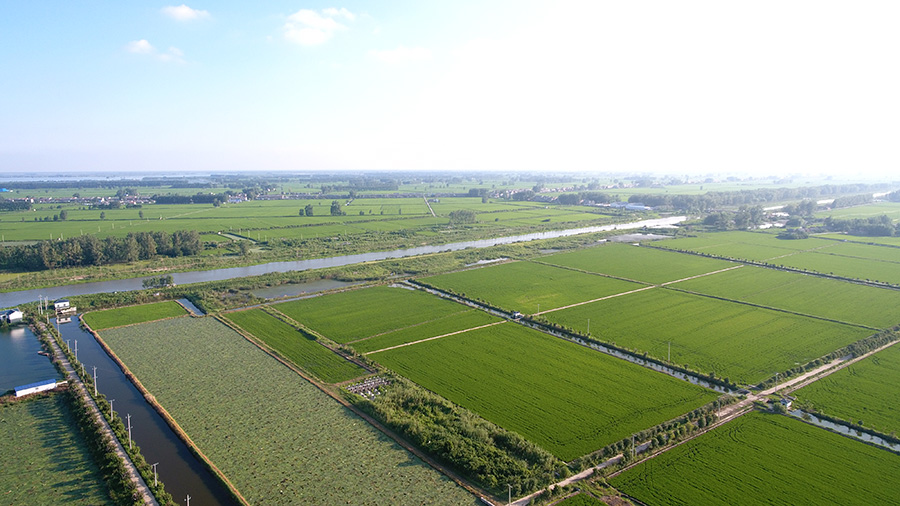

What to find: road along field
left=539, top=243, right=735, bottom=284
left=0, top=394, right=114, bottom=505
left=83, top=300, right=188, bottom=330
left=224, top=308, right=367, bottom=383
left=610, top=412, right=900, bottom=505
left=99, top=316, right=477, bottom=505
left=420, top=261, right=643, bottom=314
left=794, top=342, right=900, bottom=435
left=542, top=287, right=873, bottom=385
left=275, top=285, right=475, bottom=344
left=372, top=322, right=717, bottom=461
left=671, top=265, right=900, bottom=329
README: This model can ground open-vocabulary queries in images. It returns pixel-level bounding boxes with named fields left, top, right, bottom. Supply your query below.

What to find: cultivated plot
left=422, top=261, right=642, bottom=314
left=543, top=288, right=872, bottom=384
left=83, top=300, right=188, bottom=330
left=353, top=309, right=501, bottom=354
left=610, top=412, right=900, bottom=506
left=540, top=243, right=735, bottom=284
left=374, top=323, right=717, bottom=461
left=100, top=317, right=476, bottom=505
left=774, top=245, right=900, bottom=285
left=672, top=265, right=900, bottom=328
left=795, top=342, right=900, bottom=435
left=275, top=285, right=472, bottom=344
left=657, top=231, right=818, bottom=261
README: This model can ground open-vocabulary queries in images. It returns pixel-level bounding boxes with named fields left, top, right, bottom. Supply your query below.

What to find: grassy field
left=83, top=300, right=188, bottom=330
left=543, top=288, right=872, bottom=384
left=774, top=247, right=900, bottom=285
left=353, top=309, right=501, bottom=354
left=224, top=308, right=367, bottom=383
left=657, top=231, right=817, bottom=261
left=374, top=322, right=717, bottom=461
left=672, top=265, right=900, bottom=328
left=610, top=412, right=900, bottom=505
left=815, top=202, right=900, bottom=220
left=540, top=243, right=735, bottom=284
left=0, top=395, right=114, bottom=505
left=795, top=342, right=900, bottom=435
left=275, top=285, right=472, bottom=344
left=99, top=317, right=477, bottom=505
left=816, top=233, right=900, bottom=247
left=421, top=261, right=643, bottom=314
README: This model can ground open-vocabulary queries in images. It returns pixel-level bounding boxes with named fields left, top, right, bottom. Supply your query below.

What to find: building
left=0, top=308, right=23, bottom=324
left=14, top=379, right=59, bottom=398
left=53, top=300, right=70, bottom=311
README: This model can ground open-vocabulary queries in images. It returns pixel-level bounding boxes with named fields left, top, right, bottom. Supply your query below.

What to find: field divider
left=535, top=285, right=657, bottom=316
left=528, top=258, right=650, bottom=286
left=365, top=320, right=508, bottom=355
left=346, top=308, right=472, bottom=344
left=658, top=264, right=744, bottom=286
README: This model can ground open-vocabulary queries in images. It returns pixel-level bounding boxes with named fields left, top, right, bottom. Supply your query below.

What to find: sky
left=1, top=1, right=899, bottom=177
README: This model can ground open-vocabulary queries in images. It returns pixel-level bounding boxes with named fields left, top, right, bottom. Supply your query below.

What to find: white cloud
left=161, top=4, right=210, bottom=21
left=369, top=45, right=431, bottom=64
left=125, top=40, right=186, bottom=63
left=283, top=8, right=354, bottom=46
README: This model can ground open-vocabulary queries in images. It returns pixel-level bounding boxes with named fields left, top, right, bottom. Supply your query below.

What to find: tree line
left=626, top=183, right=888, bottom=211
left=0, top=230, right=202, bottom=271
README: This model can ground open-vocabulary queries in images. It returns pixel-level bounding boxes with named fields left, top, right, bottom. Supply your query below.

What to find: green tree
left=304, top=204, right=314, bottom=216
left=59, top=209, right=68, bottom=220
left=330, top=200, right=344, bottom=216
left=100, top=211, right=106, bottom=220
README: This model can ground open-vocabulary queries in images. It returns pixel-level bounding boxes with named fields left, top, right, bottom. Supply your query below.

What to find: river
left=1, top=216, right=684, bottom=307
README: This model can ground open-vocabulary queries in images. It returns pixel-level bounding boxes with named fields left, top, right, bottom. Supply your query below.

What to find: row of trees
left=0, top=230, right=201, bottom=271
left=823, top=215, right=898, bottom=236
left=627, top=184, right=887, bottom=212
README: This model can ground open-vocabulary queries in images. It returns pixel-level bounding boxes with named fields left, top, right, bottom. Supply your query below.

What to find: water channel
left=1, top=216, right=685, bottom=307
left=789, top=410, right=899, bottom=452
left=0, top=324, right=60, bottom=393
left=54, top=316, right=239, bottom=506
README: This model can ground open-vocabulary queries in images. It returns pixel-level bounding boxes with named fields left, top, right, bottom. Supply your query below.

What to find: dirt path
left=44, top=327, right=158, bottom=505
left=423, top=196, right=436, bottom=217
left=659, top=264, right=744, bottom=286
left=535, top=285, right=657, bottom=316
left=365, top=320, right=507, bottom=355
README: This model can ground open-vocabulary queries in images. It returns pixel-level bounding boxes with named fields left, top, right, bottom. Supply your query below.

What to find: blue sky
left=1, top=2, right=899, bottom=176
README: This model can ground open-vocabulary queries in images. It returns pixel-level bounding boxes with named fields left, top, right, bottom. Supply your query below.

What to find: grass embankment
left=82, top=300, right=188, bottom=330
left=99, top=317, right=476, bottom=505
left=610, top=412, right=900, bottom=505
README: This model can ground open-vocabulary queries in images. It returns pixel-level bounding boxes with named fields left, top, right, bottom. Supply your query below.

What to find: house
left=54, top=300, right=70, bottom=311
left=14, top=379, right=59, bottom=398
left=0, top=308, right=23, bottom=324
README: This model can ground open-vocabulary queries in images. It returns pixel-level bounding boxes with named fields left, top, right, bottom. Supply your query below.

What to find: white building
left=14, top=379, right=59, bottom=398
left=54, top=300, right=70, bottom=311
left=1, top=308, right=23, bottom=324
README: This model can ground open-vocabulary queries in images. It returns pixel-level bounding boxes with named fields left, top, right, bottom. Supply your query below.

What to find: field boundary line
left=365, top=320, right=507, bottom=355
left=782, top=337, right=900, bottom=395
left=423, top=195, right=436, bottom=217
left=535, top=285, right=657, bottom=315
left=528, top=258, right=649, bottom=286
left=763, top=241, right=839, bottom=261
left=659, top=264, right=744, bottom=286
left=346, top=308, right=473, bottom=344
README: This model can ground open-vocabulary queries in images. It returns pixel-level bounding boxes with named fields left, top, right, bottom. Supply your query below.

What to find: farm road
left=364, top=320, right=507, bottom=355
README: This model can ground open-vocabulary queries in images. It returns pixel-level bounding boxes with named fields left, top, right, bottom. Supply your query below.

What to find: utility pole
left=74, top=340, right=78, bottom=362
left=127, top=414, right=132, bottom=449
left=109, top=399, right=115, bottom=422
left=508, top=484, right=512, bottom=505
left=185, top=494, right=191, bottom=506
left=587, top=318, right=590, bottom=334
left=151, top=463, right=159, bottom=487
left=668, top=341, right=671, bottom=362
left=632, top=434, right=635, bottom=458
left=92, top=366, right=97, bottom=396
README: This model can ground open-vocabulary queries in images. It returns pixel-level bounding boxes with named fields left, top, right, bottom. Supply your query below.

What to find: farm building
left=54, top=300, right=70, bottom=311
left=1, top=308, right=23, bottom=324
left=14, top=379, right=59, bottom=398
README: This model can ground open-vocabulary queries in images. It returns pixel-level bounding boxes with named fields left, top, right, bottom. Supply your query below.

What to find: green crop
left=83, top=300, right=187, bottom=330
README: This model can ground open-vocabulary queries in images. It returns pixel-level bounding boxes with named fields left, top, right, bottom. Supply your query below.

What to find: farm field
left=83, top=300, right=188, bottom=330
left=353, top=309, right=501, bottom=354
left=374, top=322, right=717, bottom=461
left=275, top=285, right=472, bottom=344
left=543, top=288, right=872, bottom=384
left=774, top=248, right=900, bottom=285
left=815, top=201, right=900, bottom=220
left=610, top=412, right=900, bottom=505
left=224, top=309, right=366, bottom=383
left=421, top=261, right=643, bottom=314
left=795, top=342, right=900, bottom=435
left=555, top=494, right=605, bottom=506
left=540, top=243, right=735, bottom=284
left=99, top=316, right=476, bottom=505
left=672, top=265, right=900, bottom=328
left=815, top=233, right=900, bottom=247
left=656, top=231, right=817, bottom=261
left=0, top=395, right=114, bottom=505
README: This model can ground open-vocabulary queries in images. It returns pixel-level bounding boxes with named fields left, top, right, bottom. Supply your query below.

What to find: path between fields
left=423, top=196, right=436, bottom=217
left=364, top=320, right=507, bottom=355
left=764, top=241, right=838, bottom=261
left=41, top=324, right=159, bottom=506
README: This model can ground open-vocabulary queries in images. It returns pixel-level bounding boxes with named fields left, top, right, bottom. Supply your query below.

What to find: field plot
left=673, top=265, right=900, bottom=328
left=0, top=395, right=114, bottom=505
left=775, top=247, right=900, bottom=285
left=422, top=261, right=642, bottom=314
left=610, top=412, right=900, bottom=505
left=657, top=231, right=817, bottom=261
left=352, top=309, right=501, bottom=354
left=815, top=202, right=900, bottom=220
left=541, top=243, right=735, bottom=284
left=224, top=309, right=366, bottom=383
left=815, top=233, right=900, bottom=247
left=375, top=323, right=716, bottom=461
left=83, top=300, right=188, bottom=330
left=544, top=288, right=871, bottom=384
left=275, top=285, right=472, bottom=343
left=100, top=317, right=476, bottom=505
left=795, top=342, right=900, bottom=435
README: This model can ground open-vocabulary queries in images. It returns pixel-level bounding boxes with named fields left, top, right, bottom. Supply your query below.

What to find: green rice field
left=540, top=243, right=735, bottom=284
left=99, top=317, right=477, bottom=505
left=83, top=300, right=188, bottom=330
left=275, top=285, right=472, bottom=343
left=374, top=322, right=717, bottom=461
left=610, top=412, right=900, bottom=505
left=772, top=243, right=900, bottom=285
left=0, top=395, right=114, bottom=505
left=543, top=288, right=872, bottom=384
left=795, top=342, right=900, bottom=435
left=657, top=231, right=818, bottom=261
left=224, top=308, right=366, bottom=383
left=421, top=261, right=643, bottom=314
left=672, top=265, right=900, bottom=328
left=353, top=309, right=501, bottom=354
